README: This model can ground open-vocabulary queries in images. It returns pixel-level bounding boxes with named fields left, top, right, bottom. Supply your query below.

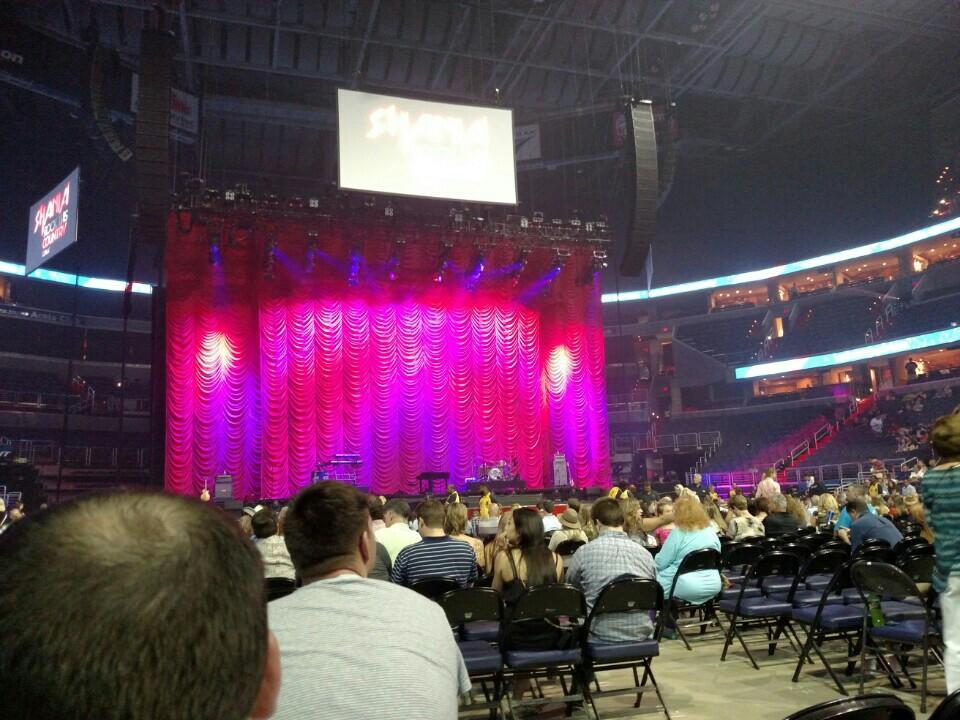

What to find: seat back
left=554, top=539, right=586, bottom=558
left=723, top=543, right=763, bottom=569
left=586, top=578, right=662, bottom=630
left=796, top=526, right=817, bottom=537
left=821, top=540, right=850, bottom=554
left=895, top=553, right=936, bottom=586
left=509, top=583, right=586, bottom=622
left=264, top=577, right=297, bottom=602
left=854, top=546, right=896, bottom=564
left=410, top=577, right=462, bottom=600
left=758, top=537, right=783, bottom=553
left=928, top=689, right=960, bottom=720
left=782, top=692, right=915, bottom=720
left=784, top=548, right=847, bottom=603
left=781, top=543, right=813, bottom=562
left=666, top=547, right=721, bottom=603
left=798, top=533, right=834, bottom=551
left=860, top=538, right=892, bottom=552
left=753, top=550, right=803, bottom=586
left=438, top=587, right=503, bottom=626
left=894, top=537, right=929, bottom=556
left=850, top=561, right=923, bottom=604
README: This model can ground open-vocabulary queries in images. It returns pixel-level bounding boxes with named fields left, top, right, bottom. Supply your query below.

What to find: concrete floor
left=475, top=626, right=946, bottom=720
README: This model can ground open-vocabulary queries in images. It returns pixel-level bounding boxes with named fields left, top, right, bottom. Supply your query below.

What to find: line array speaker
left=135, top=28, right=176, bottom=246
left=618, top=102, right=659, bottom=277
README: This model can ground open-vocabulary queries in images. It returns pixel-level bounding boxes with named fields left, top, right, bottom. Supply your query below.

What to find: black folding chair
left=264, top=576, right=296, bottom=602
left=782, top=693, right=914, bottom=720
left=582, top=579, right=670, bottom=720
left=662, top=548, right=723, bottom=651
left=410, top=577, right=462, bottom=601
left=718, top=544, right=764, bottom=604
left=719, top=551, right=802, bottom=669
left=853, top=545, right=896, bottom=564
left=501, top=584, right=588, bottom=718
left=554, top=539, right=586, bottom=558
left=860, top=538, right=893, bottom=552
left=928, top=688, right=960, bottom=720
left=781, top=542, right=814, bottom=563
left=894, top=537, right=929, bottom=557
left=770, top=548, right=848, bottom=609
left=438, top=587, right=504, bottom=720
left=850, top=561, right=944, bottom=713
left=791, top=561, right=866, bottom=694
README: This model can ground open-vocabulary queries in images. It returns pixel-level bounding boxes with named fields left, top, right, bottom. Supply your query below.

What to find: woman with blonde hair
left=909, top=502, right=935, bottom=544
left=786, top=495, right=812, bottom=527
left=578, top=502, right=597, bottom=541
left=621, top=497, right=658, bottom=548
left=655, top=495, right=722, bottom=605
left=484, top=511, right=515, bottom=575
left=701, top=498, right=726, bottom=535
left=445, top=502, right=485, bottom=567
left=816, top=493, right=839, bottom=526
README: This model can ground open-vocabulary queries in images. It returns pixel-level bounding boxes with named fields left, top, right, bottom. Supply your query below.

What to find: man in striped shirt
left=391, top=499, right=478, bottom=587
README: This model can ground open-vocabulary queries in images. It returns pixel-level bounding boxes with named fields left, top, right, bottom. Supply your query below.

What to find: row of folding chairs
left=717, top=541, right=942, bottom=712
left=784, top=689, right=960, bottom=720
left=436, top=580, right=673, bottom=720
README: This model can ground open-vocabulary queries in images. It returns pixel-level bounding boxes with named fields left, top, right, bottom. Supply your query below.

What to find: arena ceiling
left=8, top=0, right=960, bottom=186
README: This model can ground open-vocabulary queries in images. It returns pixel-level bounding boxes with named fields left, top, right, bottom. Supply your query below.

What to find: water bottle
left=868, top=593, right=885, bottom=627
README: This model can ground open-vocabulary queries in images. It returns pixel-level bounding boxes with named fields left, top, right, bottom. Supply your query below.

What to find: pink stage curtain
left=165, top=214, right=611, bottom=498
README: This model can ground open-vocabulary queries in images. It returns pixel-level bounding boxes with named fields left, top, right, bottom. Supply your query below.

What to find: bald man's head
left=0, top=492, right=275, bottom=720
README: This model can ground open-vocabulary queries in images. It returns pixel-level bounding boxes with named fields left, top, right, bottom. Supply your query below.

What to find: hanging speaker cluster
left=618, top=102, right=659, bottom=278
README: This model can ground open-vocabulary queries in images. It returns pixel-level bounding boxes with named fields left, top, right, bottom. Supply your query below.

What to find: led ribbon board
left=735, top=326, right=960, bottom=380
left=601, top=216, right=960, bottom=304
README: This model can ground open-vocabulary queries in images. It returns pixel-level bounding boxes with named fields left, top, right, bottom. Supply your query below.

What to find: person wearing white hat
left=547, top=508, right=588, bottom=551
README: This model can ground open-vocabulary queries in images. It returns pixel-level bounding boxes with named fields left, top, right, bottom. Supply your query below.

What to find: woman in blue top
left=655, top=495, right=722, bottom=604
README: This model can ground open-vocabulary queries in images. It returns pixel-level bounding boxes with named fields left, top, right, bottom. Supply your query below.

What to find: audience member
left=391, top=500, right=477, bottom=587
left=785, top=495, right=812, bottom=528
left=239, top=512, right=254, bottom=539
left=579, top=502, right=598, bottom=540
left=635, top=480, right=657, bottom=505
left=834, top=485, right=876, bottom=544
left=566, top=498, right=656, bottom=643
left=763, top=494, right=805, bottom=537
left=367, top=494, right=386, bottom=532
left=653, top=498, right=676, bottom=546
left=485, top=511, right=515, bottom=574
left=727, top=495, right=765, bottom=540
left=252, top=509, right=296, bottom=580
left=753, top=496, right=770, bottom=523
left=445, top=484, right=460, bottom=505
left=910, top=502, right=935, bottom=544
left=566, top=497, right=582, bottom=513
left=690, top=473, right=708, bottom=500
left=478, top=484, right=492, bottom=518
left=0, top=493, right=280, bottom=720
left=755, top=468, right=781, bottom=499
left=608, top=481, right=630, bottom=500
left=655, top=496, right=722, bottom=614
left=376, top=498, right=421, bottom=562
left=702, top=499, right=726, bottom=534
left=924, top=408, right=960, bottom=692
left=548, top=507, right=588, bottom=551
left=847, top=498, right=903, bottom=553
left=539, top=498, right=562, bottom=533
left=272, top=482, right=469, bottom=718
left=622, top=497, right=659, bottom=548
left=444, top=502, right=484, bottom=567
left=816, top=493, right=839, bottom=526
left=871, top=495, right=891, bottom=517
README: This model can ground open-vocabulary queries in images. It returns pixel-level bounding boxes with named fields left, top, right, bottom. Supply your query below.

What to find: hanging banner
left=26, top=167, right=80, bottom=275
left=514, top=123, right=542, bottom=161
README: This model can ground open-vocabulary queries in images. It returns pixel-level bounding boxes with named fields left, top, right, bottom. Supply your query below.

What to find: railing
left=693, top=470, right=759, bottom=490
left=16, top=440, right=148, bottom=470
left=637, top=431, right=721, bottom=453
left=0, top=389, right=150, bottom=416
left=785, top=456, right=913, bottom=489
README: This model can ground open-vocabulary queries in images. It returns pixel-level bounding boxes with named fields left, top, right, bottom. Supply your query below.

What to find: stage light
left=532, top=211, right=544, bottom=225
left=207, top=222, right=223, bottom=266
left=385, top=237, right=404, bottom=281
left=466, top=250, right=486, bottom=288
left=347, top=246, right=362, bottom=287
left=223, top=188, right=236, bottom=207
left=434, top=245, right=452, bottom=284
left=263, top=237, right=278, bottom=279
left=308, top=197, right=320, bottom=210
left=305, top=233, right=318, bottom=274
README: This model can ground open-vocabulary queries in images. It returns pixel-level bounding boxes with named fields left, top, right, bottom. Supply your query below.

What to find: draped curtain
left=165, top=213, right=610, bottom=497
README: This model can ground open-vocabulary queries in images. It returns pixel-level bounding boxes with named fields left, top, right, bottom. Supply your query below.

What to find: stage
left=163, top=209, right=611, bottom=499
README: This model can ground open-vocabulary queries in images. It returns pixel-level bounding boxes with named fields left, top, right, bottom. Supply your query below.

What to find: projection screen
left=337, top=88, right=518, bottom=205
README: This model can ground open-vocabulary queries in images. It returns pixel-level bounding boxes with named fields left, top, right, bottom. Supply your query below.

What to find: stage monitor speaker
left=618, top=102, right=659, bottom=277
left=136, top=28, right=176, bottom=246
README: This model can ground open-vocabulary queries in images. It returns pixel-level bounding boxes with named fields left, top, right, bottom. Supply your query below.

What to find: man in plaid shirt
left=565, top=498, right=657, bottom=643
